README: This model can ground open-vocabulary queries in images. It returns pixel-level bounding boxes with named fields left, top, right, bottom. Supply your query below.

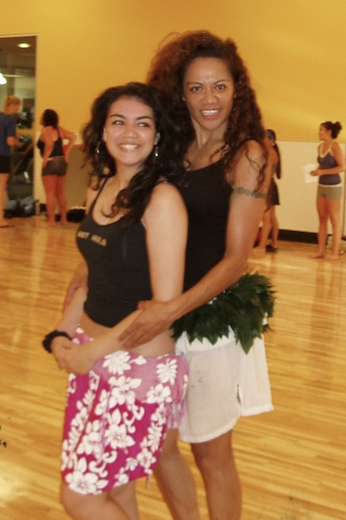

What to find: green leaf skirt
left=172, top=272, right=275, bottom=354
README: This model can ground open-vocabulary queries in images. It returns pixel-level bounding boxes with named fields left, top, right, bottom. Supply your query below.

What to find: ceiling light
left=0, top=72, right=7, bottom=85
left=18, top=43, right=30, bottom=49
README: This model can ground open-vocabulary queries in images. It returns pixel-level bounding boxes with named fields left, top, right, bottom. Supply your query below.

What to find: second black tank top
left=179, top=160, right=232, bottom=290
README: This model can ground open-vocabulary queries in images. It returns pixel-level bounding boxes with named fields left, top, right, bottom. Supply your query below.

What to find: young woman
left=37, top=109, right=76, bottom=226
left=43, top=83, right=191, bottom=520
left=0, top=95, right=20, bottom=228
left=118, top=32, right=274, bottom=520
left=310, top=121, right=345, bottom=260
left=255, top=129, right=282, bottom=253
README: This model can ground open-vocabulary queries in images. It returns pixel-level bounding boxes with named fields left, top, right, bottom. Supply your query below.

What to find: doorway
left=0, top=35, right=36, bottom=200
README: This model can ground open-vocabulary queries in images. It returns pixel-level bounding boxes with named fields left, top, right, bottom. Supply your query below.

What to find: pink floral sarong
left=61, top=328, right=189, bottom=495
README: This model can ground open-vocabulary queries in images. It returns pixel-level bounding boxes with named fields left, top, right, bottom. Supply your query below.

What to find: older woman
left=121, top=31, right=274, bottom=520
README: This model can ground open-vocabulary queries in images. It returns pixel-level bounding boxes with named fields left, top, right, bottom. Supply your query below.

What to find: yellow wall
left=1, top=0, right=346, bottom=142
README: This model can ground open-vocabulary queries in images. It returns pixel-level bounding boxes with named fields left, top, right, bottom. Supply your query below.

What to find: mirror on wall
left=0, top=35, right=36, bottom=200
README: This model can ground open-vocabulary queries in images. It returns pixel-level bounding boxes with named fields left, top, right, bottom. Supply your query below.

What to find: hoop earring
left=95, top=141, right=103, bottom=156
left=95, top=141, right=110, bottom=175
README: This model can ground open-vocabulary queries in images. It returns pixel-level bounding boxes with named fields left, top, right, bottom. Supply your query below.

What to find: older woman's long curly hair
left=147, top=31, right=266, bottom=185
left=82, top=82, right=185, bottom=223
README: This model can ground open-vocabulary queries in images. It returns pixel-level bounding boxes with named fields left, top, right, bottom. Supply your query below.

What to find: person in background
left=117, top=31, right=274, bottom=520
left=37, top=109, right=76, bottom=226
left=43, top=82, right=194, bottom=520
left=0, top=95, right=21, bottom=228
left=310, top=121, right=345, bottom=260
left=255, top=129, right=281, bottom=253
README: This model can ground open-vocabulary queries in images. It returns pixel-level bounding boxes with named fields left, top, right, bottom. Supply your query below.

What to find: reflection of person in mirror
left=37, top=109, right=76, bottom=226
left=0, top=95, right=21, bottom=228
left=44, top=83, right=190, bottom=520
left=310, top=121, right=345, bottom=260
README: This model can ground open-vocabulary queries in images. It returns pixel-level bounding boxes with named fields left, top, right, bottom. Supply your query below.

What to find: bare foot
left=328, top=254, right=340, bottom=261
left=309, top=253, right=325, bottom=259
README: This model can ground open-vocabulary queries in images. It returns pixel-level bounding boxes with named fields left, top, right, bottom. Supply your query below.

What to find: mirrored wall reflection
left=0, top=35, right=36, bottom=200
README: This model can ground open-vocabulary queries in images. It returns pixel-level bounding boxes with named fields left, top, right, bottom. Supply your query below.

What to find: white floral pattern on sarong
left=61, top=328, right=189, bottom=495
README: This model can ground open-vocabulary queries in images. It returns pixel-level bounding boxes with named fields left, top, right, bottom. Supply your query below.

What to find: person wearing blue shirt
left=0, top=95, right=20, bottom=227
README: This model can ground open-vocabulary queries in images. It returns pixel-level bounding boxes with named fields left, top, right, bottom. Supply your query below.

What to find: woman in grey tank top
left=310, top=121, right=345, bottom=259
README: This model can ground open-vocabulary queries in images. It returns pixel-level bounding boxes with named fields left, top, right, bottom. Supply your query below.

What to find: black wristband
left=42, top=330, right=72, bottom=353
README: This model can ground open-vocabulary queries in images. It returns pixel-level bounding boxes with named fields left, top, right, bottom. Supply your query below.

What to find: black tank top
left=37, top=129, right=64, bottom=158
left=179, top=160, right=232, bottom=290
left=76, top=187, right=151, bottom=328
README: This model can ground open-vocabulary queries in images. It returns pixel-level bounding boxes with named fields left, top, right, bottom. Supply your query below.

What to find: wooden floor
left=0, top=216, right=345, bottom=520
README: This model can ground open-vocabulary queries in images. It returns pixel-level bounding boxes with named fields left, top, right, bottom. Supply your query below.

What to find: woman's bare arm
left=40, top=127, right=54, bottom=168
left=51, top=286, right=87, bottom=369
left=59, top=125, right=77, bottom=162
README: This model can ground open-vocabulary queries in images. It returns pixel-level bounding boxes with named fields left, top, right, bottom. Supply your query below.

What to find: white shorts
left=176, top=331, right=273, bottom=443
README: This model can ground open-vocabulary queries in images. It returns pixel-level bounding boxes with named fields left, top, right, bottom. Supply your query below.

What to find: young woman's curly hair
left=147, top=30, right=266, bottom=184
left=82, top=82, right=185, bottom=223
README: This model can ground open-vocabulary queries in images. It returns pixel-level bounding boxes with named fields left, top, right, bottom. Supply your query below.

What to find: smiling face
left=182, top=57, right=235, bottom=134
left=103, top=96, right=158, bottom=171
